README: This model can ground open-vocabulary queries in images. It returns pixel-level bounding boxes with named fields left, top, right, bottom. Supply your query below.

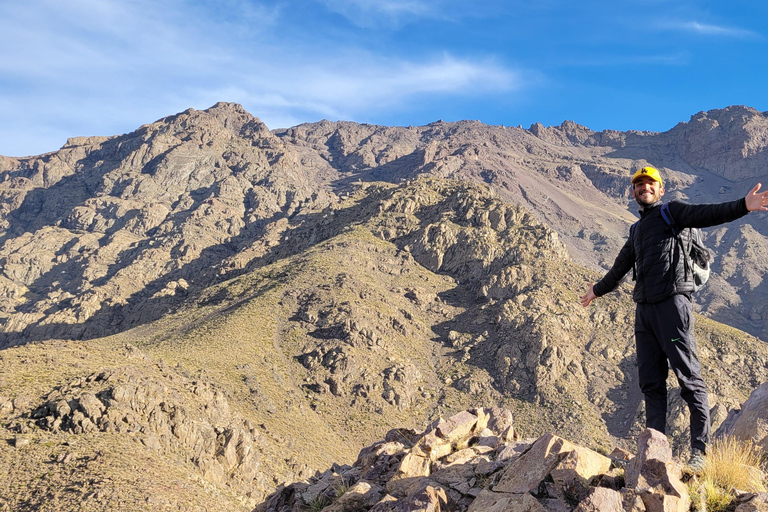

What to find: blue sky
left=1, top=0, right=767, bottom=157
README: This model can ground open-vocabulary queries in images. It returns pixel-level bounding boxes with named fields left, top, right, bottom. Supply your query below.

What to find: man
left=581, top=166, right=768, bottom=469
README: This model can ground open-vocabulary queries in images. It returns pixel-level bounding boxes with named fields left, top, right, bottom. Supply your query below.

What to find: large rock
left=624, top=429, right=688, bottom=512
left=494, top=433, right=576, bottom=493
left=550, top=445, right=612, bottom=490
left=716, top=382, right=768, bottom=453
left=625, top=429, right=674, bottom=489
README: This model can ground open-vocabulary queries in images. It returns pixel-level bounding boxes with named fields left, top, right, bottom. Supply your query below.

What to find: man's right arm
left=582, top=235, right=634, bottom=306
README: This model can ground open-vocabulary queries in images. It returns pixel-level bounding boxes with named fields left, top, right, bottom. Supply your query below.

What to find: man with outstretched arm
left=581, top=166, right=768, bottom=471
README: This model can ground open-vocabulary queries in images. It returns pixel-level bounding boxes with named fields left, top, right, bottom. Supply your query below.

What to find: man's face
left=633, top=175, right=664, bottom=206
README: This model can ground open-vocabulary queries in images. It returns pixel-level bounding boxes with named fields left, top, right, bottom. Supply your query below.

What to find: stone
left=435, top=410, right=481, bottom=445
left=369, top=494, right=399, bottom=512
left=573, top=486, right=623, bottom=511
left=625, top=429, right=673, bottom=489
left=485, top=407, right=515, bottom=438
left=430, top=463, right=476, bottom=487
left=609, top=446, right=633, bottom=462
left=716, top=382, right=768, bottom=453
left=413, top=432, right=454, bottom=461
left=620, top=489, right=647, bottom=512
left=467, top=489, right=547, bottom=512
left=398, top=482, right=450, bottom=512
left=735, top=492, right=768, bottom=512
left=635, top=459, right=690, bottom=512
left=386, top=474, right=431, bottom=499
left=442, top=447, right=476, bottom=465
left=494, top=433, right=576, bottom=494
left=540, top=497, right=572, bottom=512
left=496, top=438, right=534, bottom=461
left=550, top=445, right=611, bottom=490
left=322, top=481, right=385, bottom=512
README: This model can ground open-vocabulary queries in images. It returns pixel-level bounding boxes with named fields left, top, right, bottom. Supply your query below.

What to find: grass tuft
left=703, top=436, right=766, bottom=493
left=688, top=436, right=767, bottom=512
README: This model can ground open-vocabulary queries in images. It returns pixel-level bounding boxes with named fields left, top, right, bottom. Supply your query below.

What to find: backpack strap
left=630, top=221, right=638, bottom=281
left=659, top=202, right=678, bottom=236
left=659, top=202, right=692, bottom=279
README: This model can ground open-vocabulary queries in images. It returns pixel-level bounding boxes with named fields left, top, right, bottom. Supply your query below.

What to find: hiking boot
left=685, top=449, right=707, bottom=474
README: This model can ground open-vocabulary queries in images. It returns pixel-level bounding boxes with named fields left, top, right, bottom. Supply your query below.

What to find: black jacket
left=593, top=198, right=749, bottom=304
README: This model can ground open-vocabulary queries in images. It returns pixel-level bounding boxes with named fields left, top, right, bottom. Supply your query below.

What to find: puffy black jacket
left=593, top=198, right=749, bottom=304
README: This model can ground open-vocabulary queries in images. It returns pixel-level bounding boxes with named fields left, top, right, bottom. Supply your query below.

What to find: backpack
left=629, top=203, right=713, bottom=292
left=659, top=202, right=712, bottom=292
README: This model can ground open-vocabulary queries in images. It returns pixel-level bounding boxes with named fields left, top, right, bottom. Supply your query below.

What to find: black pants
left=635, top=294, right=710, bottom=453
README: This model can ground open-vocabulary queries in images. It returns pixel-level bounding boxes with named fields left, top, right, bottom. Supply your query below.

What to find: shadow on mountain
left=0, top=183, right=405, bottom=348
left=0, top=133, right=138, bottom=247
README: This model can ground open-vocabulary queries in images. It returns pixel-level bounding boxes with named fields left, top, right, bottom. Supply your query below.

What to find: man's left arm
left=672, top=183, right=768, bottom=228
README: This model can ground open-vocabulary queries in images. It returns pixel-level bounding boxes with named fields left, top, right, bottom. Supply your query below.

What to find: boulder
left=494, top=433, right=576, bottom=493
left=550, top=445, right=612, bottom=490
left=635, top=458, right=690, bottom=512
left=716, top=382, right=768, bottom=453
left=625, top=429, right=673, bottom=489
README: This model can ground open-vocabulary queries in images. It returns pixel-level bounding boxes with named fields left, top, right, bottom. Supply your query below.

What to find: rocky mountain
left=1, top=104, right=768, bottom=510
left=2, top=104, right=768, bottom=347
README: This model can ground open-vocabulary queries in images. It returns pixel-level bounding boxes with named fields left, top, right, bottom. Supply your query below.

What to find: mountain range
left=1, top=103, right=767, bottom=510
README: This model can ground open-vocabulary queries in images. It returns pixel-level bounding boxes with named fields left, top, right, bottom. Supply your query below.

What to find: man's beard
left=634, top=190, right=662, bottom=207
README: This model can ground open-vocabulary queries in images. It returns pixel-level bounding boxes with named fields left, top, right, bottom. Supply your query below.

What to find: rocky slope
left=2, top=176, right=767, bottom=510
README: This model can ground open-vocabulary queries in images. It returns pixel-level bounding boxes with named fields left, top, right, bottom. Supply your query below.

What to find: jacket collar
left=639, top=200, right=663, bottom=217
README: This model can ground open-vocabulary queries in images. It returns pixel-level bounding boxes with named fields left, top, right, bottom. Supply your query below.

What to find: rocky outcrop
left=25, top=361, right=272, bottom=503
left=258, top=408, right=697, bottom=512
left=716, top=381, right=768, bottom=453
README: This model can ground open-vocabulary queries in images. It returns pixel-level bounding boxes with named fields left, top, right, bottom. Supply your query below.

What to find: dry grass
left=689, top=436, right=767, bottom=512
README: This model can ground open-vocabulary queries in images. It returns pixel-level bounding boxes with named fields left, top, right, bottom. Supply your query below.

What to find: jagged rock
left=716, top=381, right=768, bottom=453
left=550, top=445, right=612, bottom=491
left=625, top=429, right=674, bottom=489
left=369, top=494, right=399, bottom=512
left=397, top=481, right=450, bottom=512
left=27, top=365, right=265, bottom=499
left=494, top=433, right=576, bottom=493
left=623, top=429, right=688, bottom=512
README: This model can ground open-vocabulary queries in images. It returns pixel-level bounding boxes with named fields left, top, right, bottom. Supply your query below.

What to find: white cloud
left=0, top=0, right=527, bottom=156
left=656, top=20, right=758, bottom=39
left=316, top=0, right=448, bottom=27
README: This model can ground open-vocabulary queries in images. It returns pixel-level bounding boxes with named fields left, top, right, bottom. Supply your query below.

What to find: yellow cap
left=632, top=166, right=663, bottom=187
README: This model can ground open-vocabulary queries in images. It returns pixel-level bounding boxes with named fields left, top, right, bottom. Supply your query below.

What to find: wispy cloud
left=316, top=0, right=448, bottom=27
left=656, top=20, right=759, bottom=39
left=0, top=0, right=526, bottom=155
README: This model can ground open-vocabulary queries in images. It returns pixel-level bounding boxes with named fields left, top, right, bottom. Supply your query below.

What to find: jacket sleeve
left=668, top=198, right=749, bottom=229
left=593, top=235, right=634, bottom=297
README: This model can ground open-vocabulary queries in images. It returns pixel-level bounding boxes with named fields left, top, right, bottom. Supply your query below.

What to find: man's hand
left=581, top=284, right=597, bottom=307
left=746, top=183, right=768, bottom=211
